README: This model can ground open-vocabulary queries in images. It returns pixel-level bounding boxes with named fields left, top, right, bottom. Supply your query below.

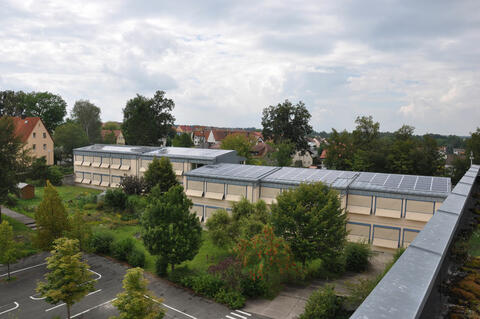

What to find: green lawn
left=11, top=185, right=101, bottom=218
left=107, top=225, right=232, bottom=275
left=2, top=215, right=38, bottom=257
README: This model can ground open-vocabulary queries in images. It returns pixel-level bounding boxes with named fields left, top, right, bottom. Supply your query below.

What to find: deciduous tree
left=112, top=267, right=165, bottom=319
left=71, top=100, right=102, bottom=143
left=0, top=117, right=29, bottom=222
left=0, top=220, right=18, bottom=280
left=172, top=133, right=194, bottom=147
left=141, top=185, right=202, bottom=273
left=37, top=238, right=94, bottom=319
left=122, top=90, right=175, bottom=145
left=271, top=182, right=347, bottom=266
left=54, top=121, right=89, bottom=161
left=221, top=134, right=256, bottom=164
left=144, top=157, right=178, bottom=193
left=261, top=100, right=312, bottom=152
left=34, top=181, right=71, bottom=250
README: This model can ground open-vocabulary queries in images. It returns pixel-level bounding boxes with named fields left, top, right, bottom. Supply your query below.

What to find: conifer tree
left=143, top=157, right=178, bottom=193
left=34, top=181, right=70, bottom=250
left=112, top=267, right=165, bottom=319
left=37, top=238, right=94, bottom=319
left=0, top=220, right=18, bottom=280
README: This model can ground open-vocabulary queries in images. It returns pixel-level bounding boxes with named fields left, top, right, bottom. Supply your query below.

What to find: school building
left=184, top=163, right=451, bottom=251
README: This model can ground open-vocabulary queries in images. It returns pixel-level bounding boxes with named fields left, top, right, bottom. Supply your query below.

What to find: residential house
left=193, top=130, right=208, bottom=146
left=453, top=148, right=466, bottom=155
left=292, top=150, right=314, bottom=167
left=250, top=142, right=274, bottom=158
left=101, top=130, right=125, bottom=145
left=13, top=116, right=54, bottom=165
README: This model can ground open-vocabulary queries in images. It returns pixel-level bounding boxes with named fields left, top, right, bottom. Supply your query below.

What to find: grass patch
left=468, top=225, right=480, bottom=257
left=107, top=225, right=232, bottom=276
left=2, top=215, right=38, bottom=258
left=10, top=185, right=101, bottom=218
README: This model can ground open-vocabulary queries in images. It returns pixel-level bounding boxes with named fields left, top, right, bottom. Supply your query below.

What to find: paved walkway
left=1, top=206, right=36, bottom=230
left=243, top=252, right=392, bottom=319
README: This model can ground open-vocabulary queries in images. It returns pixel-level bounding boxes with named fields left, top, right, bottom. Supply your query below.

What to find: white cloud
left=0, top=0, right=479, bottom=135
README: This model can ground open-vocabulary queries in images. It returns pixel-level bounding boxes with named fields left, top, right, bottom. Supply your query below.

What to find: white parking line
left=70, top=298, right=117, bottom=318
left=0, top=262, right=47, bottom=278
left=0, top=302, right=19, bottom=316
left=88, top=269, right=102, bottom=281
left=29, top=293, right=45, bottom=301
left=45, top=289, right=102, bottom=312
left=145, top=295, right=198, bottom=319
left=235, top=310, right=251, bottom=316
left=230, top=312, right=247, bottom=319
left=226, top=316, right=237, bottom=319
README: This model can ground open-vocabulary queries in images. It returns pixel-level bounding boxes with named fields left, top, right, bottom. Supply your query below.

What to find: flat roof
left=73, top=144, right=238, bottom=161
left=186, top=164, right=451, bottom=198
left=185, top=163, right=280, bottom=182
left=143, top=147, right=234, bottom=159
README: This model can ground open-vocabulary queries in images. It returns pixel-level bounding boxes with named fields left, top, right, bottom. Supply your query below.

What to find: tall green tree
left=71, top=100, right=102, bottom=143
left=0, top=220, right=18, bottom=280
left=112, top=267, right=165, bottom=319
left=172, top=133, right=194, bottom=147
left=270, top=141, right=295, bottom=167
left=144, top=157, right=178, bottom=193
left=141, top=185, right=202, bottom=273
left=0, top=91, right=67, bottom=132
left=103, top=130, right=117, bottom=144
left=386, top=125, right=418, bottom=174
left=37, top=238, right=94, bottom=319
left=271, top=182, right=347, bottom=266
left=467, top=128, right=480, bottom=165
left=34, top=181, right=71, bottom=250
left=0, top=117, right=29, bottom=222
left=67, top=211, right=92, bottom=252
left=103, top=121, right=120, bottom=130
left=325, top=129, right=354, bottom=170
left=261, top=99, right=313, bottom=152
left=221, top=134, right=255, bottom=164
left=54, top=121, right=89, bottom=161
left=122, top=90, right=175, bottom=145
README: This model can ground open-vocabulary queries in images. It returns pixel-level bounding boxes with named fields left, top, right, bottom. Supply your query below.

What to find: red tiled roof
left=320, top=149, right=327, bottom=159
left=12, top=117, right=41, bottom=142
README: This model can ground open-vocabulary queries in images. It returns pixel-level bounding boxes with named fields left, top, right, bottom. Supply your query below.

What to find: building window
left=33, top=132, right=36, bottom=138
left=32, top=144, right=36, bottom=150
left=43, top=132, right=46, bottom=138
left=43, top=144, right=46, bottom=150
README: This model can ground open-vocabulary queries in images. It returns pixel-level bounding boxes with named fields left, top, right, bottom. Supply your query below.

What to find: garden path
left=0, top=206, right=37, bottom=230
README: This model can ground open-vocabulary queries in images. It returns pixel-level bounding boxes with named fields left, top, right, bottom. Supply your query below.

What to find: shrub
left=300, top=285, right=341, bottom=319
left=168, top=266, right=196, bottom=284
left=5, top=193, right=18, bottom=207
left=83, top=203, right=96, bottom=210
left=96, top=200, right=104, bottom=210
left=126, top=195, right=147, bottom=216
left=111, top=238, right=135, bottom=261
left=214, top=289, right=246, bottom=309
left=189, top=274, right=225, bottom=298
left=104, top=188, right=127, bottom=211
left=90, top=231, right=114, bottom=254
left=120, top=175, right=146, bottom=195
left=47, top=166, right=63, bottom=186
left=127, top=247, right=146, bottom=267
left=344, top=242, right=372, bottom=272
left=240, top=276, right=268, bottom=298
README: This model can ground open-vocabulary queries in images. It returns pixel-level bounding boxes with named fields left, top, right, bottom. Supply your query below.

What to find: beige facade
left=73, top=144, right=243, bottom=189
left=13, top=117, right=54, bottom=165
left=183, top=165, right=451, bottom=252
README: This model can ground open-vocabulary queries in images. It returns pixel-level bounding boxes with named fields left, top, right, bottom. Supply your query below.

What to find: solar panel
left=384, top=174, right=402, bottom=188
left=371, top=173, right=389, bottom=185
left=415, top=176, right=432, bottom=191
left=356, top=172, right=375, bottom=183
left=399, top=175, right=417, bottom=190
left=431, top=177, right=449, bottom=193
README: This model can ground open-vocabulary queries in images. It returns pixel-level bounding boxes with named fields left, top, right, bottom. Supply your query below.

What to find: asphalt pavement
left=0, top=253, right=268, bottom=319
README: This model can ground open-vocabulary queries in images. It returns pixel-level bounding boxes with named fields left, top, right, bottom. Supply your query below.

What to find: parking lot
left=0, top=253, right=265, bottom=319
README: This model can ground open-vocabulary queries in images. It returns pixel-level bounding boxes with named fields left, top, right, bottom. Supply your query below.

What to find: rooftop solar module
left=186, top=163, right=279, bottom=181
left=185, top=163, right=451, bottom=197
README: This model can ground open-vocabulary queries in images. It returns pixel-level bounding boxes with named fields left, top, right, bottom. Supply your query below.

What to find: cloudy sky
left=1, top=0, right=479, bottom=135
